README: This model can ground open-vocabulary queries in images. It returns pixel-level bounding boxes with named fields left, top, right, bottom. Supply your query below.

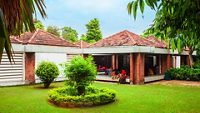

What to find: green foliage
left=80, top=34, right=87, bottom=42
left=47, top=25, right=60, bottom=37
left=165, top=65, right=200, bottom=81
left=34, top=20, right=44, bottom=30
left=85, top=18, right=102, bottom=43
left=0, top=0, right=46, bottom=62
left=193, top=61, right=200, bottom=69
left=62, top=26, right=78, bottom=42
left=36, top=61, right=60, bottom=88
left=48, top=86, right=116, bottom=107
left=63, top=56, right=97, bottom=95
left=128, top=0, right=200, bottom=66
left=194, top=44, right=200, bottom=62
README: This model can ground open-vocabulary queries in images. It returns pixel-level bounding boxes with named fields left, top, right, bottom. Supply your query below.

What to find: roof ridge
left=124, top=30, right=138, bottom=45
left=102, top=30, right=126, bottom=40
left=14, top=36, right=23, bottom=43
left=10, top=36, right=23, bottom=43
left=89, top=33, right=112, bottom=47
left=39, top=30, right=76, bottom=45
left=27, top=30, right=39, bottom=44
left=89, top=30, right=135, bottom=47
left=40, top=29, right=62, bottom=40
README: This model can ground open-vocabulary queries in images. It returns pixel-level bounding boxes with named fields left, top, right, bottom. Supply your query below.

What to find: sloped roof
left=90, top=30, right=167, bottom=48
left=10, top=30, right=77, bottom=47
left=146, top=36, right=167, bottom=48
left=75, top=40, right=90, bottom=48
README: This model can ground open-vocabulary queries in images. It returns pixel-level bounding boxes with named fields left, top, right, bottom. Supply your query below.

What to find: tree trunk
left=188, top=47, right=194, bottom=67
left=44, top=82, right=51, bottom=88
left=77, top=86, right=85, bottom=95
left=188, top=52, right=194, bottom=67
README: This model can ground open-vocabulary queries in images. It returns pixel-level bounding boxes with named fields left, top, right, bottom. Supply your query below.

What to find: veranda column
left=129, top=53, right=134, bottom=84
left=134, top=53, right=145, bottom=84
left=161, top=55, right=167, bottom=74
left=112, top=54, right=116, bottom=70
left=115, top=55, right=118, bottom=69
left=25, top=52, right=35, bottom=84
left=161, top=54, right=172, bottom=74
left=166, top=54, right=173, bottom=69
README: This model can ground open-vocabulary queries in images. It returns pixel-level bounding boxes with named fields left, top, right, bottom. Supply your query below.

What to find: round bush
left=36, top=61, right=59, bottom=88
left=48, top=86, right=116, bottom=107
left=63, top=55, right=97, bottom=95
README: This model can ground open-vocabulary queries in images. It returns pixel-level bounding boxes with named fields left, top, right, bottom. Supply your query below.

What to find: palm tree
left=0, top=0, right=46, bottom=62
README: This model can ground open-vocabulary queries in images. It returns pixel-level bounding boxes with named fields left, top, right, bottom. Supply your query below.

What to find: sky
left=37, top=0, right=156, bottom=37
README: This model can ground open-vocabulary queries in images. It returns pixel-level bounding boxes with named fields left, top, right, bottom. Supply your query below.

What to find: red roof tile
left=146, top=36, right=167, bottom=48
left=75, top=40, right=90, bottom=48
left=10, top=30, right=77, bottom=47
left=90, top=30, right=167, bottom=48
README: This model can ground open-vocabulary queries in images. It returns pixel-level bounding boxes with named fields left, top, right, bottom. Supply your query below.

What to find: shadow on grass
left=33, top=85, right=60, bottom=90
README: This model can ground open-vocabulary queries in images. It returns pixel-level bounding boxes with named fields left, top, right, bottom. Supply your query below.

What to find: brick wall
left=161, top=54, right=172, bottom=74
left=25, top=52, right=35, bottom=84
left=134, top=53, right=145, bottom=84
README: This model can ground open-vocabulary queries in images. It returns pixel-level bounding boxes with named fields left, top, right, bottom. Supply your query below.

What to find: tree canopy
left=62, top=26, right=78, bottom=42
left=0, top=0, right=46, bottom=62
left=47, top=25, right=60, bottom=37
left=127, top=0, right=200, bottom=66
left=85, top=18, right=102, bottom=43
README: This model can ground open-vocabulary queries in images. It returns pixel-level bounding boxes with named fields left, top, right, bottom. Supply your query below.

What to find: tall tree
left=0, top=0, right=46, bottom=62
left=47, top=25, right=60, bottom=37
left=62, top=26, right=78, bottom=42
left=127, top=0, right=200, bottom=66
left=34, top=20, right=45, bottom=30
left=85, top=18, right=102, bottom=43
left=80, top=34, right=87, bottom=42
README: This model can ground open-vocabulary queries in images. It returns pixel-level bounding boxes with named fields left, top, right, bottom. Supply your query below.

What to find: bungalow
left=0, top=30, right=192, bottom=86
left=83, top=30, right=191, bottom=84
left=0, top=30, right=80, bottom=86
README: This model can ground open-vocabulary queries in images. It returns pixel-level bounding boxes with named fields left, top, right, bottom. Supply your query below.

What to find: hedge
left=164, top=65, right=200, bottom=81
left=48, top=86, right=117, bottom=107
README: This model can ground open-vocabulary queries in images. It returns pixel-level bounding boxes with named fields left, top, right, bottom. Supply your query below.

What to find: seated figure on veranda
left=111, top=69, right=120, bottom=80
left=119, top=69, right=127, bottom=84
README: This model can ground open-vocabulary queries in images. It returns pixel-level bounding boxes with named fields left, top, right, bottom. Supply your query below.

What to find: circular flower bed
left=48, top=86, right=117, bottom=107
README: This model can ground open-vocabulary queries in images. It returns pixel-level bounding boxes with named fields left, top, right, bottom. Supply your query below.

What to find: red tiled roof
left=75, top=40, right=90, bottom=48
left=90, top=30, right=167, bottom=48
left=10, top=30, right=77, bottom=47
left=146, top=36, right=167, bottom=48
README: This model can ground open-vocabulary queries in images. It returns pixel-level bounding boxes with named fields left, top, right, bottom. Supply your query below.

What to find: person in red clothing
left=119, top=69, right=127, bottom=84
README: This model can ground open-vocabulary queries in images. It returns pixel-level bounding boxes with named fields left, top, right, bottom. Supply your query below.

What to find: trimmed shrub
left=193, top=61, right=200, bottom=69
left=165, top=65, right=200, bottom=81
left=49, top=56, right=117, bottom=107
left=62, top=56, right=97, bottom=95
left=48, top=86, right=116, bottom=107
left=36, top=61, right=59, bottom=88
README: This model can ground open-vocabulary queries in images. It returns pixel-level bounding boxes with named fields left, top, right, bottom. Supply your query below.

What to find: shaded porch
left=92, top=53, right=174, bottom=84
left=96, top=74, right=165, bottom=83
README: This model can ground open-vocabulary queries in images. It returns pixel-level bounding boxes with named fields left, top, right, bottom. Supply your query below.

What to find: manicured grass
left=0, top=82, right=200, bottom=113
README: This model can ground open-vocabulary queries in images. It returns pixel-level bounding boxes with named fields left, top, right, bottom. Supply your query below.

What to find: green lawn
left=0, top=82, right=200, bottom=113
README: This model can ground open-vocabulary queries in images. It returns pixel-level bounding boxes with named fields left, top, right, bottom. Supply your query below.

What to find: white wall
left=172, top=56, right=181, bottom=68
left=35, top=53, right=67, bottom=83
left=176, top=56, right=181, bottom=68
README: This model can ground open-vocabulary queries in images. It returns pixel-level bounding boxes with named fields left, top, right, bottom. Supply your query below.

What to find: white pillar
left=153, top=56, right=156, bottom=66
left=176, top=56, right=181, bottom=68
